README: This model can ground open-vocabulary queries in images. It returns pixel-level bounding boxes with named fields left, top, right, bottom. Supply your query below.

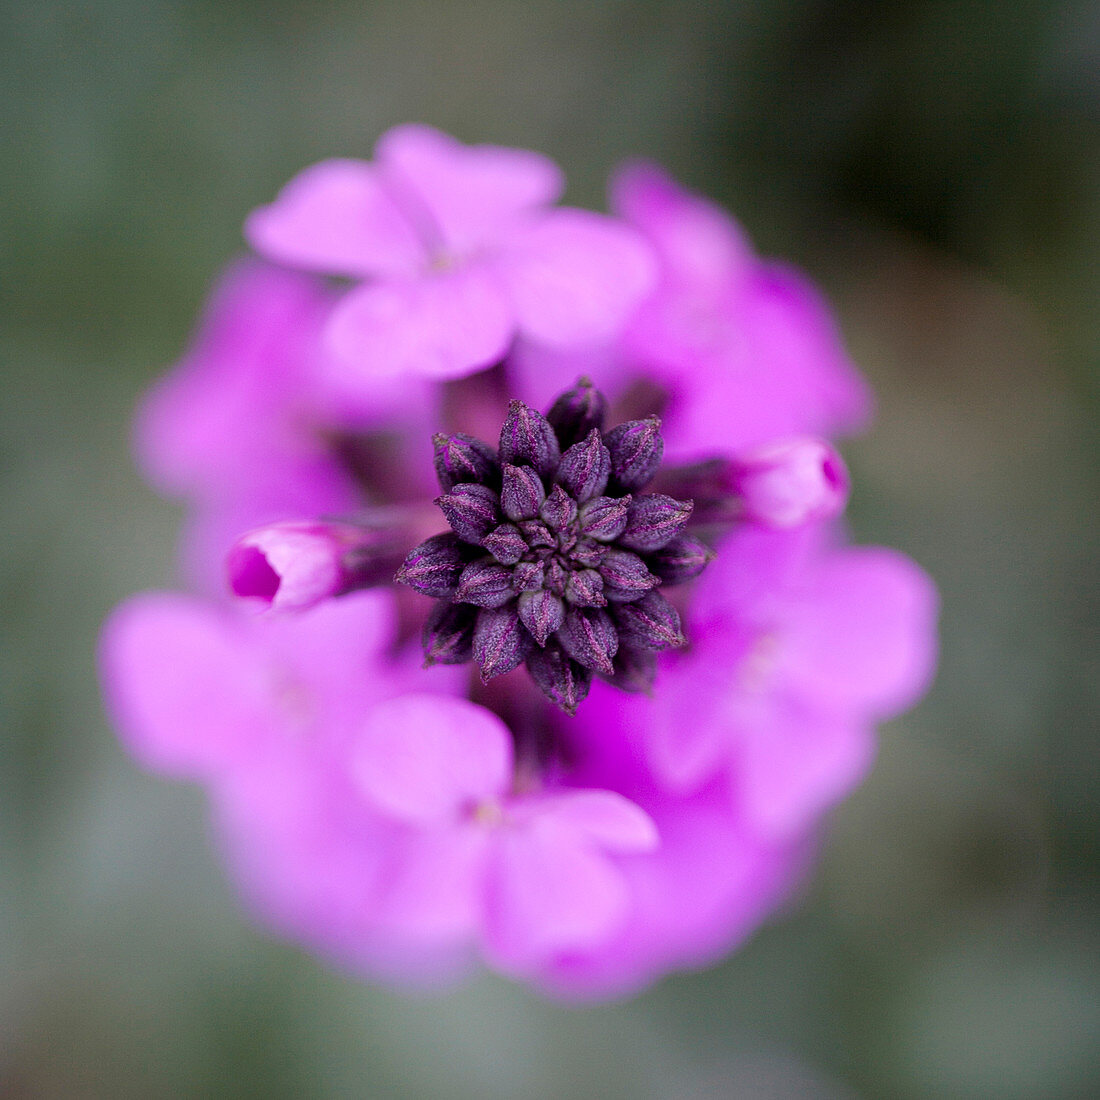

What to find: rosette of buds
left=397, top=378, right=711, bottom=713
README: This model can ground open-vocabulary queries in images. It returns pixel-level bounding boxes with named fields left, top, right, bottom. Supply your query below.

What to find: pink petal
left=500, top=209, right=657, bottom=346
left=245, top=159, right=425, bottom=278
left=736, top=702, right=877, bottom=838
left=521, top=789, right=659, bottom=853
left=99, top=594, right=267, bottom=776
left=785, top=548, right=939, bottom=717
left=325, top=265, right=514, bottom=381
left=352, top=695, right=513, bottom=825
left=372, top=827, right=490, bottom=943
left=611, top=161, right=753, bottom=291
left=485, top=827, right=631, bottom=969
left=376, top=123, right=564, bottom=254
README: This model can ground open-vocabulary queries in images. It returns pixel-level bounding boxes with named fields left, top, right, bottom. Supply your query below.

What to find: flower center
left=396, top=378, right=714, bottom=715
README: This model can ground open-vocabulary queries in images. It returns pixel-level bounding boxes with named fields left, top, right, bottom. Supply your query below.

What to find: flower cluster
left=101, top=125, right=937, bottom=998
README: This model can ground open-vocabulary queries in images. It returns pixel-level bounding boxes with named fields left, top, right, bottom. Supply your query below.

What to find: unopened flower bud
left=560, top=607, right=619, bottom=674
left=473, top=606, right=534, bottom=681
left=500, top=463, right=546, bottom=521
left=437, top=483, right=501, bottom=543
left=525, top=644, right=592, bottom=716
left=395, top=533, right=471, bottom=598
left=518, top=589, right=565, bottom=646
left=564, top=567, right=606, bottom=607
left=482, top=523, right=527, bottom=565
left=647, top=534, right=713, bottom=584
left=618, top=494, right=693, bottom=552
left=732, top=438, right=848, bottom=528
left=227, top=521, right=395, bottom=611
left=421, top=601, right=478, bottom=665
left=556, top=429, right=610, bottom=502
left=605, top=416, right=664, bottom=493
left=433, top=432, right=499, bottom=492
left=614, top=591, right=686, bottom=650
left=454, top=560, right=516, bottom=608
left=539, top=483, right=578, bottom=531
left=499, top=400, right=561, bottom=478
left=546, top=376, right=607, bottom=449
left=578, top=495, right=631, bottom=542
left=598, top=548, right=660, bottom=602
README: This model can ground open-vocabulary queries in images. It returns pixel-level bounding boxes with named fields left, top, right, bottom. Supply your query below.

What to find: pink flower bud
left=732, top=438, right=849, bottom=528
left=227, top=521, right=390, bottom=611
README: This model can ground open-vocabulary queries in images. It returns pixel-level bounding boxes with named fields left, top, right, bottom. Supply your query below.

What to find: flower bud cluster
left=398, top=380, right=710, bottom=713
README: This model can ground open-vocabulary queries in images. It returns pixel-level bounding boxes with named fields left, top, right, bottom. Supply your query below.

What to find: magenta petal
left=373, top=827, right=489, bottom=944
left=500, top=209, right=657, bottom=346
left=485, top=827, right=631, bottom=968
left=100, top=594, right=266, bottom=776
left=353, top=695, right=513, bottom=825
left=786, top=549, right=939, bottom=717
left=521, top=790, right=659, bottom=853
left=326, top=266, right=514, bottom=380
left=244, top=159, right=424, bottom=278
left=376, top=123, right=564, bottom=253
left=611, top=160, right=753, bottom=291
left=737, top=704, right=876, bottom=838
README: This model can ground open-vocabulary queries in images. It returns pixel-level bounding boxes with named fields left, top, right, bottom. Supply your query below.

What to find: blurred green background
left=2, top=1, right=1098, bottom=1096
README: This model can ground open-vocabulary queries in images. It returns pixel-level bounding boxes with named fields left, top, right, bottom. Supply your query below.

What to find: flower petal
left=245, top=159, right=425, bottom=278
left=520, top=789, right=659, bottom=853
left=785, top=548, right=939, bottom=717
left=611, top=160, right=753, bottom=291
left=737, top=702, right=876, bottom=838
left=500, top=209, right=657, bottom=346
left=376, top=123, right=564, bottom=254
left=325, top=266, right=514, bottom=381
left=353, top=695, right=513, bottom=825
left=99, top=594, right=267, bottom=776
left=485, top=827, right=631, bottom=969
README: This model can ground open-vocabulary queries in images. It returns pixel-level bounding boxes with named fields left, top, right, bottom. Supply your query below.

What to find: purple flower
left=101, top=126, right=938, bottom=998
left=135, top=260, right=437, bottom=591
left=245, top=124, right=657, bottom=385
left=575, top=525, right=938, bottom=840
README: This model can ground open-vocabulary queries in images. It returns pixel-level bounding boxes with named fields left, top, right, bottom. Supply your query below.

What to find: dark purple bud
left=605, top=416, right=664, bottom=493
left=526, top=644, right=592, bottom=716
left=613, top=591, right=686, bottom=650
left=437, top=483, right=500, bottom=543
left=578, top=495, right=631, bottom=542
left=601, top=644, right=657, bottom=694
left=571, top=537, right=610, bottom=568
left=454, top=560, right=516, bottom=608
left=559, top=607, right=619, bottom=675
left=618, top=494, right=693, bottom=552
left=482, top=523, right=527, bottom=565
left=473, top=606, right=533, bottom=681
left=555, top=429, right=610, bottom=502
left=564, top=568, right=606, bottom=607
left=647, top=533, right=713, bottom=584
left=432, top=432, right=498, bottom=492
left=544, top=559, right=568, bottom=596
left=499, top=400, right=561, bottom=478
left=512, top=559, right=546, bottom=592
left=546, top=376, right=607, bottom=449
left=500, top=463, right=546, bottom=521
left=598, top=548, right=659, bottom=602
left=421, top=601, right=478, bottom=665
left=517, top=519, right=554, bottom=549
left=517, top=588, right=565, bottom=645
left=395, top=533, right=468, bottom=597
left=539, top=483, right=578, bottom=532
